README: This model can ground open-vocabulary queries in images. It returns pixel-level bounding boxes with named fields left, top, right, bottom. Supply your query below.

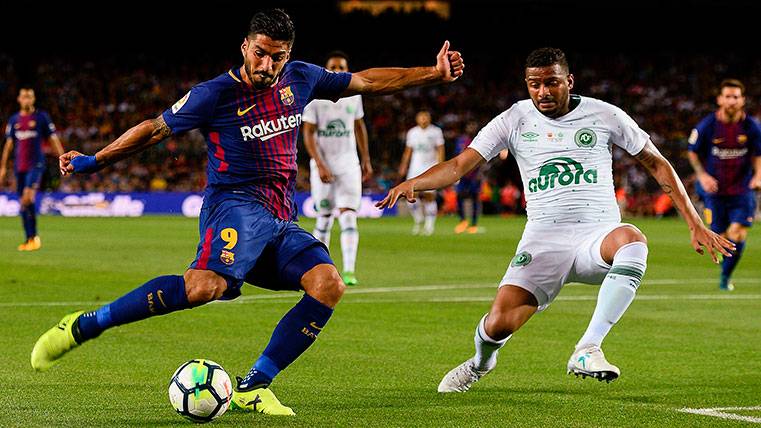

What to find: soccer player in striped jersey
left=31, top=9, right=463, bottom=416
left=687, top=79, right=761, bottom=291
left=0, top=88, right=65, bottom=251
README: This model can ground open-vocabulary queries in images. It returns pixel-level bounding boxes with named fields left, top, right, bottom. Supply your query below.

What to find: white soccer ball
left=168, top=359, right=232, bottom=423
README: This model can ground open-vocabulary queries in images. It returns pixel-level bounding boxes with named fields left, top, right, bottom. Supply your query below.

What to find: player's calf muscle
left=183, top=269, right=228, bottom=304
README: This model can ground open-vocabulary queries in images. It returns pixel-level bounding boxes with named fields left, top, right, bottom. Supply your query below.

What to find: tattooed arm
left=60, top=115, right=173, bottom=176
left=635, top=140, right=734, bottom=261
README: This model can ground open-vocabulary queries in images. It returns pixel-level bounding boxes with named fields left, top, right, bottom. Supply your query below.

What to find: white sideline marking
left=2, top=278, right=759, bottom=307
left=679, top=406, right=761, bottom=423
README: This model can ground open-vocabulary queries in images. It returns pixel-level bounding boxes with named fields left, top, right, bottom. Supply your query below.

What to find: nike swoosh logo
left=309, top=322, right=323, bottom=331
left=237, top=104, right=256, bottom=116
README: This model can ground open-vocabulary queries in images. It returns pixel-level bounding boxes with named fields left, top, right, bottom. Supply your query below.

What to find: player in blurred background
left=397, top=110, right=444, bottom=235
left=31, top=8, right=463, bottom=416
left=687, top=79, right=761, bottom=291
left=303, top=51, right=371, bottom=286
left=377, top=47, right=734, bottom=392
left=454, top=120, right=483, bottom=234
left=0, top=88, right=64, bottom=251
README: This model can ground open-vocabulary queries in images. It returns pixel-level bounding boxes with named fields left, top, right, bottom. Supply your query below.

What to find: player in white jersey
left=303, top=51, right=372, bottom=286
left=377, top=48, right=734, bottom=390
left=397, top=111, right=445, bottom=235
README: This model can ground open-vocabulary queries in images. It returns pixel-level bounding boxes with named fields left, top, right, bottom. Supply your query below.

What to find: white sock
left=408, top=201, right=424, bottom=225
left=313, top=214, right=334, bottom=247
left=423, top=200, right=437, bottom=230
left=338, top=210, right=358, bottom=273
left=576, top=242, right=648, bottom=350
left=473, top=314, right=510, bottom=372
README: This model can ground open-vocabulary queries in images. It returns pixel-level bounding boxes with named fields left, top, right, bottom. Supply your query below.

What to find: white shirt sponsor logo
left=240, top=114, right=302, bottom=141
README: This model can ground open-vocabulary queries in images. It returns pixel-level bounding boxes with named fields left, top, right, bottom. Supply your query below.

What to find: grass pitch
left=1, top=215, right=760, bottom=427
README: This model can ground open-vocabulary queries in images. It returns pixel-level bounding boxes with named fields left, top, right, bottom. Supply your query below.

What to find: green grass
left=1, top=215, right=760, bottom=427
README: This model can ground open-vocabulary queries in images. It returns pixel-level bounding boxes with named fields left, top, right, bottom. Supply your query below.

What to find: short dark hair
left=249, top=9, right=295, bottom=45
left=720, top=78, right=745, bottom=96
left=525, top=47, right=569, bottom=73
left=325, top=50, right=349, bottom=63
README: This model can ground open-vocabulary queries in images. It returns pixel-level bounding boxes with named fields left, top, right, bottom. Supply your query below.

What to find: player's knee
left=484, top=311, right=519, bottom=338
left=183, top=270, right=227, bottom=304
left=303, top=265, right=345, bottom=307
left=726, top=225, right=747, bottom=242
left=619, top=226, right=647, bottom=245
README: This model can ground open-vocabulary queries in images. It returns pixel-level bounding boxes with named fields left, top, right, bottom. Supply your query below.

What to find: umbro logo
left=237, top=104, right=256, bottom=116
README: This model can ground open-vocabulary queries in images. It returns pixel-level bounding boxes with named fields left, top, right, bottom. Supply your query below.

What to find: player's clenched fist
left=59, top=151, right=83, bottom=176
left=59, top=151, right=99, bottom=176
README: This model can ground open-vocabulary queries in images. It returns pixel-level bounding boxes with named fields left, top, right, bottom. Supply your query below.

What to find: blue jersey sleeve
left=38, top=111, right=56, bottom=138
left=162, top=84, right=218, bottom=134
left=688, top=116, right=712, bottom=154
left=300, top=62, right=352, bottom=102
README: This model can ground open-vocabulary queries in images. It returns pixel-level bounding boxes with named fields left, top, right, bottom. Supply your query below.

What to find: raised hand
left=436, top=40, right=464, bottom=82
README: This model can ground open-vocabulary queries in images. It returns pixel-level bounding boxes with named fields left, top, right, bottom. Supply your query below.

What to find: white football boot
left=437, top=359, right=490, bottom=393
left=566, top=345, right=620, bottom=383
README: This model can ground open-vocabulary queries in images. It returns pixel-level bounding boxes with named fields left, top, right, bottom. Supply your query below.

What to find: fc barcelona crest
left=220, top=250, right=235, bottom=265
left=279, top=86, right=295, bottom=105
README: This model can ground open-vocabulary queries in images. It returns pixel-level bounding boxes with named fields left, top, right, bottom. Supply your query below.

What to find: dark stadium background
left=2, top=0, right=760, bottom=215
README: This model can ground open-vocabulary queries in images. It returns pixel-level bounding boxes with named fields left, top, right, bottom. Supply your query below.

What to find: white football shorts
left=500, top=221, right=641, bottom=310
left=310, top=163, right=362, bottom=213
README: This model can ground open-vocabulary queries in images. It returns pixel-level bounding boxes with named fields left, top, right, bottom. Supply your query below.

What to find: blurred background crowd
left=2, top=2, right=760, bottom=218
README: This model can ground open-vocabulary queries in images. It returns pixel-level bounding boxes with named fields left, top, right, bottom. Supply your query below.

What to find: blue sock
left=721, top=240, right=745, bottom=280
left=457, top=196, right=466, bottom=221
left=75, top=275, right=190, bottom=343
left=471, top=199, right=480, bottom=226
left=28, top=203, right=37, bottom=237
left=240, top=294, right=333, bottom=388
left=20, top=205, right=32, bottom=239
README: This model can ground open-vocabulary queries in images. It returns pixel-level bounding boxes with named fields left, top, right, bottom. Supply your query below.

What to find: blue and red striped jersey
left=162, top=61, right=351, bottom=220
left=455, top=134, right=480, bottom=180
left=5, top=110, right=56, bottom=173
left=688, top=113, right=761, bottom=196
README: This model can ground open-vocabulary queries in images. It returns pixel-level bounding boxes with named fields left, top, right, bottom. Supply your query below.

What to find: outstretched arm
left=635, top=140, right=734, bottom=262
left=377, top=147, right=484, bottom=208
left=59, top=115, right=172, bottom=176
left=342, top=41, right=463, bottom=97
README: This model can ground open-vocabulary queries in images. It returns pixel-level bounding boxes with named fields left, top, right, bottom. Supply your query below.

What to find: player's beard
left=244, top=60, right=277, bottom=90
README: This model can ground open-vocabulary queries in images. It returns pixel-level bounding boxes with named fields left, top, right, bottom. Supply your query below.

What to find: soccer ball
left=168, top=359, right=233, bottom=423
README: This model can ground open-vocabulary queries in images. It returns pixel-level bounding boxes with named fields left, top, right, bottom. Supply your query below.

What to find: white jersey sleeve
left=606, top=104, right=649, bottom=155
left=435, top=126, right=444, bottom=147
left=469, top=108, right=514, bottom=161
left=302, top=100, right=318, bottom=124
left=354, top=96, right=364, bottom=120
left=405, top=128, right=415, bottom=148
